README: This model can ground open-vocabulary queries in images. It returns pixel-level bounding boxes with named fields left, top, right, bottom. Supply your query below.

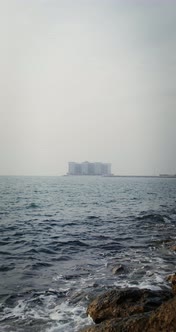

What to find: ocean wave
left=0, top=240, right=10, bottom=246
left=26, top=203, right=40, bottom=209
left=0, top=289, right=91, bottom=332
left=1, top=176, right=176, bottom=331
left=137, top=213, right=167, bottom=223
left=0, top=264, right=15, bottom=272
left=98, top=241, right=122, bottom=251
left=87, top=215, right=100, bottom=220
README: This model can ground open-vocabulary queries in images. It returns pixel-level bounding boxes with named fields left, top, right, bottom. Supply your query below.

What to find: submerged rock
left=86, top=287, right=172, bottom=324
left=111, top=265, right=125, bottom=275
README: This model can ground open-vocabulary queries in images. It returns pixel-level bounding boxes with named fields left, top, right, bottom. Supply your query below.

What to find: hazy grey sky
left=0, top=0, right=176, bottom=176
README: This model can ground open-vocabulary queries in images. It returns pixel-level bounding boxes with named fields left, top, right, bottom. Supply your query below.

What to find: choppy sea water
left=0, top=175, right=176, bottom=331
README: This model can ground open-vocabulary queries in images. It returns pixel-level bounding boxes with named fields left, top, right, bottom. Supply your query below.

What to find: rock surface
left=80, top=314, right=149, bottom=332
left=166, top=273, right=176, bottom=295
left=170, top=245, right=176, bottom=251
left=146, top=296, right=176, bottom=332
left=86, top=287, right=172, bottom=324
left=111, top=265, right=125, bottom=275
left=80, top=298, right=176, bottom=332
left=79, top=287, right=174, bottom=332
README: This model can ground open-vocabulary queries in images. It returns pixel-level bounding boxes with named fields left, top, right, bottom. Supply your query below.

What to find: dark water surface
left=0, top=176, right=176, bottom=331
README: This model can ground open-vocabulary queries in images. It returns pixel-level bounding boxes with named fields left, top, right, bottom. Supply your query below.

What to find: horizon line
left=0, top=174, right=176, bottom=178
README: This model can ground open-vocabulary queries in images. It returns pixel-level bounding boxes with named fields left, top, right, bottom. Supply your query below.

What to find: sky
left=0, top=0, right=176, bottom=176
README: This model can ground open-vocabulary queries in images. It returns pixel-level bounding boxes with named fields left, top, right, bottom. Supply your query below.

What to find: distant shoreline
left=64, top=174, right=176, bottom=178
left=0, top=174, right=176, bottom=178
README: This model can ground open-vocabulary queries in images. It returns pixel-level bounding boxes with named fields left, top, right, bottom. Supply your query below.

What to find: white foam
left=138, top=282, right=161, bottom=291
left=46, top=301, right=93, bottom=332
left=163, top=217, right=171, bottom=224
left=0, top=293, right=91, bottom=332
left=53, top=274, right=64, bottom=281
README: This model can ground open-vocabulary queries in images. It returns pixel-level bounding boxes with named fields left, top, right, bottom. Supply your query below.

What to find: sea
left=0, top=175, right=176, bottom=332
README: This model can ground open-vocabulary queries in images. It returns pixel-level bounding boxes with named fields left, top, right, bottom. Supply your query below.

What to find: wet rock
left=80, top=296, right=176, bottom=332
left=163, top=238, right=174, bottom=243
left=86, top=287, right=172, bottom=324
left=166, top=273, right=176, bottom=283
left=170, top=245, right=176, bottom=251
left=151, top=238, right=172, bottom=247
left=166, top=273, right=176, bottom=295
left=80, top=298, right=176, bottom=332
left=146, top=271, right=154, bottom=277
left=80, top=314, right=149, bottom=332
left=111, top=265, right=125, bottom=275
left=146, top=296, right=176, bottom=331
left=152, top=238, right=175, bottom=250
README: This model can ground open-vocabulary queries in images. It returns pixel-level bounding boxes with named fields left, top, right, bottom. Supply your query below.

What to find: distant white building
left=82, top=161, right=89, bottom=175
left=68, top=161, right=111, bottom=176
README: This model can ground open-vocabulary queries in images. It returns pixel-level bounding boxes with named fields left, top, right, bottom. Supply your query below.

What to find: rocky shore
left=79, top=273, right=176, bottom=332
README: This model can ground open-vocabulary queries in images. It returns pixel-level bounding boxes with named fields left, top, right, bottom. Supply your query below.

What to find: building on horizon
left=68, top=161, right=111, bottom=176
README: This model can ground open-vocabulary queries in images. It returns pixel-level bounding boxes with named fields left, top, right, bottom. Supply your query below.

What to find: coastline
left=64, top=174, right=176, bottom=178
left=79, top=242, right=176, bottom=331
left=79, top=276, right=176, bottom=332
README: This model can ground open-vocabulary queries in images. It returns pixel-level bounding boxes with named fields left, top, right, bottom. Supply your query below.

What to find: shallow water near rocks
left=0, top=176, right=176, bottom=331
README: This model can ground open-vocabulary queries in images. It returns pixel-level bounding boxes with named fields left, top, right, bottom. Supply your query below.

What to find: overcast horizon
left=0, top=0, right=176, bottom=176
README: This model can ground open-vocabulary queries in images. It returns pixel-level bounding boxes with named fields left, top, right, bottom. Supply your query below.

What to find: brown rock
left=146, top=296, right=176, bottom=331
left=164, top=238, right=174, bottom=243
left=166, top=273, right=176, bottom=295
left=166, top=273, right=176, bottom=283
left=80, top=297, right=176, bottom=332
left=80, top=315, right=149, bottom=332
left=170, top=245, right=176, bottom=251
left=87, top=287, right=172, bottom=324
